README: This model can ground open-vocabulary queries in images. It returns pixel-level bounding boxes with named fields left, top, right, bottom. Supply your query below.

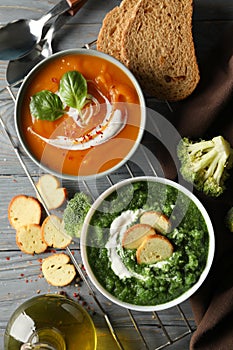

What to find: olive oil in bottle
left=4, top=294, right=97, bottom=350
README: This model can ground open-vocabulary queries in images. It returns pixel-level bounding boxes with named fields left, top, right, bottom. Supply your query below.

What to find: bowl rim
left=80, top=176, right=215, bottom=312
left=14, top=48, right=146, bottom=181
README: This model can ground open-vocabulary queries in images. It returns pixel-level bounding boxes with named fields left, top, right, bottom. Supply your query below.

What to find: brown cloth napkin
left=152, top=24, right=233, bottom=349
left=181, top=25, right=233, bottom=350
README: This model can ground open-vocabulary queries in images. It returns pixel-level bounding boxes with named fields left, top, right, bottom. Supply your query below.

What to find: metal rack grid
left=0, top=64, right=196, bottom=350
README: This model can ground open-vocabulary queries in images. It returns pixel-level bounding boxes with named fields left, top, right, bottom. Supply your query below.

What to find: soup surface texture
left=19, top=53, right=141, bottom=177
left=86, top=180, right=209, bottom=306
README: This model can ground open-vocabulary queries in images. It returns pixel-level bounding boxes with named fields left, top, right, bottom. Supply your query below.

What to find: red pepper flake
left=6, top=257, right=10, bottom=261
left=20, top=273, right=24, bottom=277
left=68, top=156, right=74, bottom=161
left=73, top=292, right=79, bottom=298
left=52, top=77, right=58, bottom=83
left=37, top=258, right=43, bottom=263
left=25, top=279, right=29, bottom=283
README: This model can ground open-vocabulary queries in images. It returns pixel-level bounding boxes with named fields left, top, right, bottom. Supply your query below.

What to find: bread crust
left=36, top=174, right=67, bottom=210
left=41, top=215, right=72, bottom=249
left=136, top=233, right=173, bottom=264
left=8, top=194, right=41, bottom=230
left=97, top=0, right=199, bottom=101
left=97, top=0, right=139, bottom=60
left=42, top=253, right=76, bottom=287
left=140, top=211, right=171, bottom=234
left=121, top=0, right=200, bottom=100
left=16, top=223, right=47, bottom=254
left=122, top=223, right=156, bottom=249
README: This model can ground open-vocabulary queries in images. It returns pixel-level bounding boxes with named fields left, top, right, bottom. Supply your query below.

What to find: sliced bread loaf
left=97, top=0, right=139, bottom=61
left=122, top=223, right=155, bottom=249
left=8, top=195, right=41, bottom=230
left=140, top=211, right=171, bottom=234
left=136, top=234, right=173, bottom=264
left=121, top=0, right=200, bottom=100
left=41, top=215, right=72, bottom=249
left=36, top=174, right=67, bottom=210
left=16, top=224, right=47, bottom=254
left=42, top=253, right=76, bottom=287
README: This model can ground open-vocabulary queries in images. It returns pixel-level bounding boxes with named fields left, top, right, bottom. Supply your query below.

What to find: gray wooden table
left=0, top=1, right=232, bottom=349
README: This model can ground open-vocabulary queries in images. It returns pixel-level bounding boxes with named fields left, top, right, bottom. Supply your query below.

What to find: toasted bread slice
left=8, top=195, right=41, bottom=230
left=42, top=253, right=76, bottom=287
left=140, top=211, right=171, bottom=234
left=16, top=224, right=47, bottom=254
left=136, top=234, right=173, bottom=264
left=41, top=215, right=72, bottom=249
left=36, top=174, right=67, bottom=210
left=121, top=0, right=200, bottom=100
left=97, top=0, right=139, bottom=61
left=122, top=223, right=156, bottom=249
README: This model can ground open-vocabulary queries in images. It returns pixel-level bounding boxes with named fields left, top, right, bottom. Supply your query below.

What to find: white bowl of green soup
left=81, top=176, right=215, bottom=311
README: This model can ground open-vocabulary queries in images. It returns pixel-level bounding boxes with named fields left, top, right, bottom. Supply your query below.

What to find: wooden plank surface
left=0, top=0, right=232, bottom=349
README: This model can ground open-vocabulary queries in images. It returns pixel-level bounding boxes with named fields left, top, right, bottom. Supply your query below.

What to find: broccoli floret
left=225, top=207, right=233, bottom=232
left=63, top=192, right=92, bottom=238
left=177, top=136, right=233, bottom=197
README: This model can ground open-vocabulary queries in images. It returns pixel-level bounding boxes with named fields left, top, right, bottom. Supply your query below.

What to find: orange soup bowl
left=14, top=49, right=146, bottom=180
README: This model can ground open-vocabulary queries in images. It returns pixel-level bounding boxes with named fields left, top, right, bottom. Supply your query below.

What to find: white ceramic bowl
left=14, top=48, right=146, bottom=180
left=81, top=176, right=215, bottom=312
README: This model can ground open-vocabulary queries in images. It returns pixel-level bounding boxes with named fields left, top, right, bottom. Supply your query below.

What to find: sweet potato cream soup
left=19, top=53, right=142, bottom=177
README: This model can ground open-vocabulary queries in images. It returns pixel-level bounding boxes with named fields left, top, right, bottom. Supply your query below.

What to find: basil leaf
left=59, top=71, right=87, bottom=111
left=30, top=90, right=65, bottom=121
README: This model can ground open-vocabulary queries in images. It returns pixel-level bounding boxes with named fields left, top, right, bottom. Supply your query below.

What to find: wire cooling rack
left=0, top=52, right=196, bottom=350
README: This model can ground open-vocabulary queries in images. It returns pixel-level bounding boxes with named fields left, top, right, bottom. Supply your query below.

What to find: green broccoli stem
left=213, top=155, right=228, bottom=183
left=187, top=140, right=214, bottom=156
left=192, top=148, right=219, bottom=172
left=178, top=135, right=233, bottom=197
left=190, top=136, right=231, bottom=184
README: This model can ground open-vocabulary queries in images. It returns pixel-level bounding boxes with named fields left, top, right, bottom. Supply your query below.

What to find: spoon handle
left=68, top=0, right=87, bottom=16
left=43, top=0, right=87, bottom=47
left=40, top=0, right=85, bottom=25
left=67, top=0, right=87, bottom=7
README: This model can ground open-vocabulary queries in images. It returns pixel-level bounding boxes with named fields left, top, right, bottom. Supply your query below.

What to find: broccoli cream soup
left=86, top=180, right=210, bottom=306
left=18, top=53, right=142, bottom=177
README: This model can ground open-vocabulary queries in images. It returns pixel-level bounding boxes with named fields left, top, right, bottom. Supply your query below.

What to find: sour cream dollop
left=105, top=209, right=148, bottom=280
left=105, top=209, right=172, bottom=280
left=28, top=92, right=127, bottom=151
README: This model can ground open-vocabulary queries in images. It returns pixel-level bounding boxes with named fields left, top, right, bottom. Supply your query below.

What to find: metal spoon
left=0, top=0, right=82, bottom=60
left=6, top=0, right=86, bottom=86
